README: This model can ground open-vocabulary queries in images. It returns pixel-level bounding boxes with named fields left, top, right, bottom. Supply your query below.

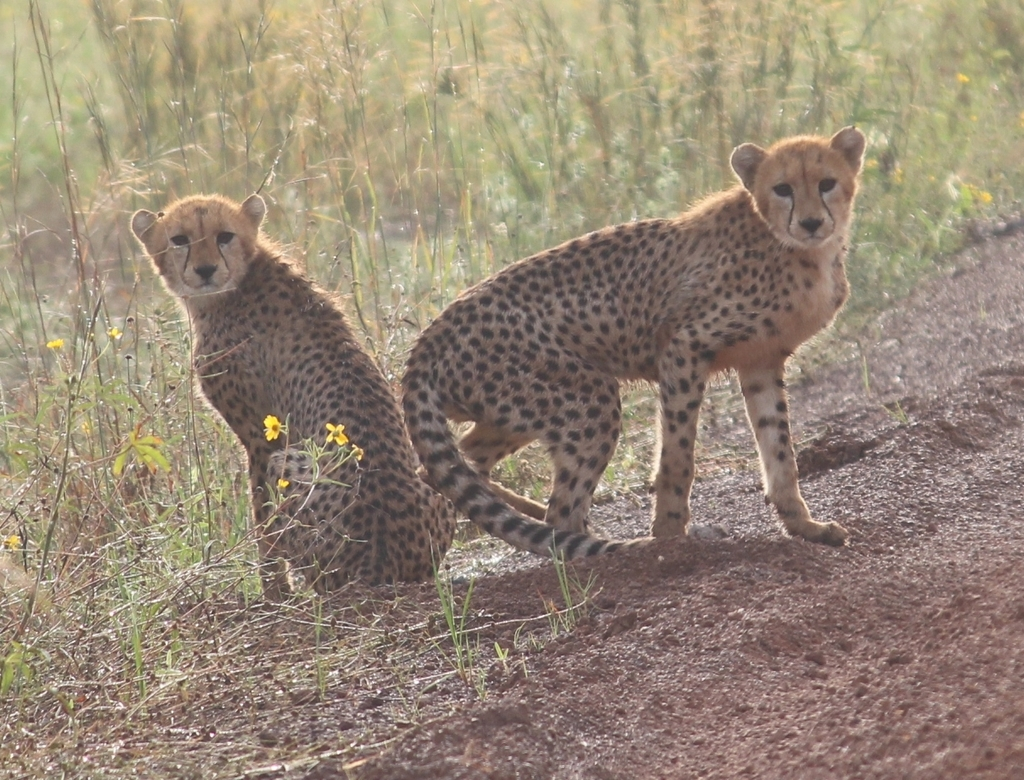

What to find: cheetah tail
left=402, top=369, right=644, bottom=560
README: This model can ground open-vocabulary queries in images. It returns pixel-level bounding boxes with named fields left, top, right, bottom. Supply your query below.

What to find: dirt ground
left=6, top=231, right=1024, bottom=780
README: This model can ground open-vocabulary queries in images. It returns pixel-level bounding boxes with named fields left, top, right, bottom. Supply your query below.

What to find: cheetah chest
left=712, top=248, right=848, bottom=372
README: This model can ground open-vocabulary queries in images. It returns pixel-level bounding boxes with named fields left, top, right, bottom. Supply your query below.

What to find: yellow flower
left=965, top=183, right=994, bottom=205
left=956, top=72, right=970, bottom=84
left=264, top=415, right=284, bottom=442
left=108, top=327, right=123, bottom=340
left=1019, top=111, right=1024, bottom=129
left=3, top=534, right=22, bottom=551
left=277, top=478, right=290, bottom=490
left=325, top=423, right=349, bottom=447
left=351, top=445, right=364, bottom=461
left=46, top=338, right=64, bottom=350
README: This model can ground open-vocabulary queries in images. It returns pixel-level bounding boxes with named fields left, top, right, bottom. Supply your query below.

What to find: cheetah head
left=730, top=127, right=865, bottom=250
left=131, top=193, right=266, bottom=306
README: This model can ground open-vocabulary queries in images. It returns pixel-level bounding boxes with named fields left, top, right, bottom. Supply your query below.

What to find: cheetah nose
left=194, top=264, right=218, bottom=282
left=799, top=217, right=823, bottom=235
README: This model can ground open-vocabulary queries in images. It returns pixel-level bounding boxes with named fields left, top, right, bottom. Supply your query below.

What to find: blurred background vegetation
left=1, top=0, right=1023, bottom=757
left=5, top=0, right=1021, bottom=351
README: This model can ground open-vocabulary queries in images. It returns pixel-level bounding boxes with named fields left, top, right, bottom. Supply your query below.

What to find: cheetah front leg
left=253, top=497, right=292, bottom=601
left=651, top=339, right=711, bottom=538
left=738, top=366, right=848, bottom=546
left=249, top=456, right=293, bottom=601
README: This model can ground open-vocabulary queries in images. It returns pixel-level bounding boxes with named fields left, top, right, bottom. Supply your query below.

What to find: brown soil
left=6, top=233, right=1024, bottom=780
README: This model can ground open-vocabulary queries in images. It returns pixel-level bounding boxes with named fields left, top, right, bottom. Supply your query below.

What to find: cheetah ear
left=131, top=209, right=159, bottom=242
left=730, top=143, right=767, bottom=191
left=241, top=194, right=266, bottom=228
left=829, top=126, right=866, bottom=174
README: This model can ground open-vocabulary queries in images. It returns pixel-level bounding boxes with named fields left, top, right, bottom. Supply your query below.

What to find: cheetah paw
left=689, top=523, right=729, bottom=540
left=798, top=520, right=849, bottom=547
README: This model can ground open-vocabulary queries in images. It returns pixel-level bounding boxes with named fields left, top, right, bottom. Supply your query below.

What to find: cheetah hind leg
left=415, top=464, right=546, bottom=521
left=268, top=447, right=315, bottom=486
left=457, top=423, right=548, bottom=520
left=738, top=367, right=848, bottom=546
left=539, top=372, right=622, bottom=534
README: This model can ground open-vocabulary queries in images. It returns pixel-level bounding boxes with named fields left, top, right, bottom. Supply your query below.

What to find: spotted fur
left=403, top=128, right=866, bottom=555
left=132, top=194, right=455, bottom=597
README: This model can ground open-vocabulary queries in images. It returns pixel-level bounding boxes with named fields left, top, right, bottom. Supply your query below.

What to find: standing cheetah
left=403, top=127, right=866, bottom=555
left=132, top=193, right=456, bottom=598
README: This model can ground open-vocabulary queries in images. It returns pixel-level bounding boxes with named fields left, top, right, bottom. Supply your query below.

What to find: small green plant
left=1, top=642, right=47, bottom=698
left=433, top=566, right=486, bottom=698
left=858, top=340, right=873, bottom=396
left=544, top=551, right=598, bottom=637
left=493, top=640, right=510, bottom=672
left=493, top=638, right=530, bottom=682
left=125, top=599, right=148, bottom=702
left=882, top=400, right=910, bottom=425
left=112, top=423, right=171, bottom=478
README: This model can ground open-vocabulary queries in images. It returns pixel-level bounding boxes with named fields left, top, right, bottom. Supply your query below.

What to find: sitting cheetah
left=403, top=127, right=866, bottom=555
left=132, top=193, right=456, bottom=598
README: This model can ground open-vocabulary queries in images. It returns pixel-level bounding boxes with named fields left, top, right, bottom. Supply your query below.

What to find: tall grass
left=1, top=0, right=1022, bottom=772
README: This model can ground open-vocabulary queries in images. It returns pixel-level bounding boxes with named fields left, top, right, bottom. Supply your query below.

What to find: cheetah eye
left=217, top=231, right=235, bottom=246
left=170, top=235, right=189, bottom=247
left=772, top=183, right=793, bottom=198
left=819, top=178, right=837, bottom=194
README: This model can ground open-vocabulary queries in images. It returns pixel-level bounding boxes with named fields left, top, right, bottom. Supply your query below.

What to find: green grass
left=2, top=0, right=1023, bottom=773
